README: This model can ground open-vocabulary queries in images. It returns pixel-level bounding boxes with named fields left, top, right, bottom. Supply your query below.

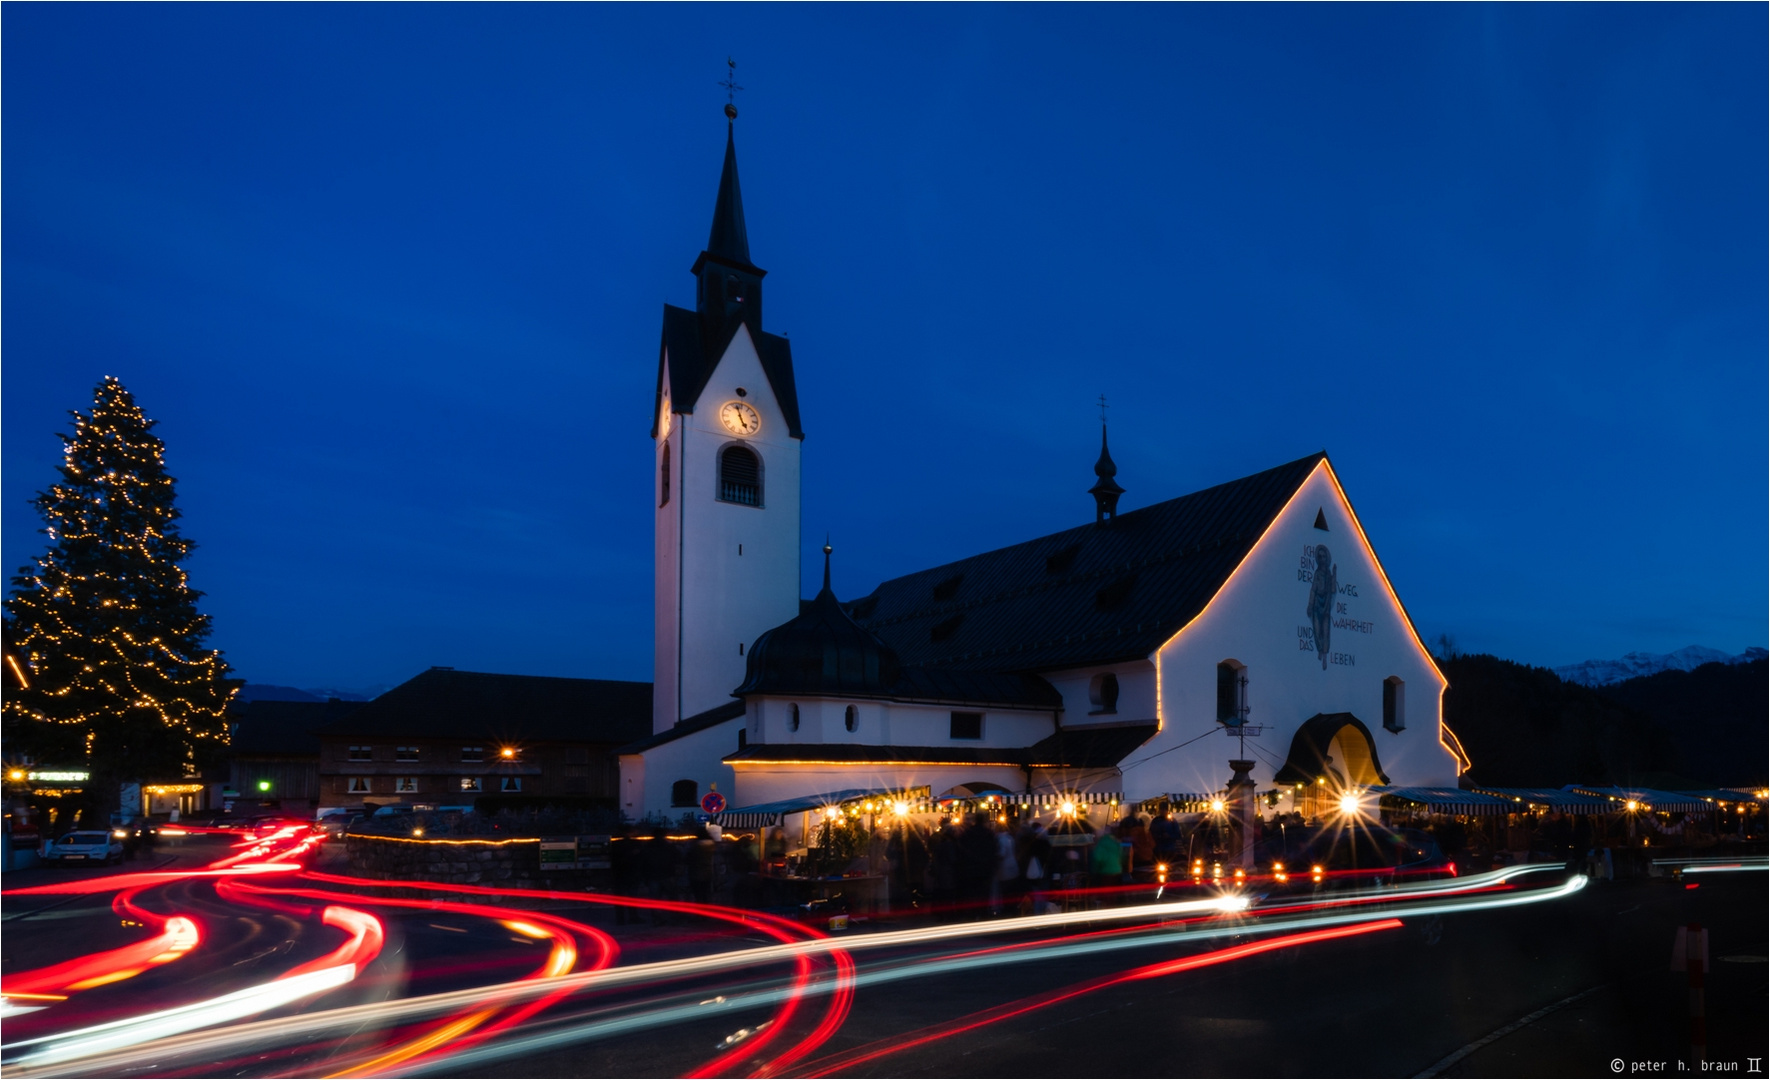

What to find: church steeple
left=1090, top=423, right=1125, bottom=524
left=706, top=123, right=750, bottom=265
left=691, top=116, right=766, bottom=351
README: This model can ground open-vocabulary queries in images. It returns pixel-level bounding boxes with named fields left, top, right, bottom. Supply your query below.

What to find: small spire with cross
left=1097, top=394, right=1110, bottom=424
left=719, top=57, right=744, bottom=121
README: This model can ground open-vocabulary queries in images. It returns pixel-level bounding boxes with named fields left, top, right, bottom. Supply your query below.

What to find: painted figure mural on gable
left=1306, top=543, right=1337, bottom=670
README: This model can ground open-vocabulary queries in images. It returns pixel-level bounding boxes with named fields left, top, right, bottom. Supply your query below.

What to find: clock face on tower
left=719, top=401, right=761, bottom=436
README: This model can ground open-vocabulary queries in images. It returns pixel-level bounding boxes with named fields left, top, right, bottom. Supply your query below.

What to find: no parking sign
left=700, top=791, right=726, bottom=816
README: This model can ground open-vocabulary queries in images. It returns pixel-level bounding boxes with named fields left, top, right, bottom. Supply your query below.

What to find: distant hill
left=1441, top=653, right=1765, bottom=789
left=1440, top=654, right=1678, bottom=788
left=236, top=683, right=379, bottom=703
left=1592, top=659, right=1767, bottom=787
left=1553, top=645, right=1766, bottom=687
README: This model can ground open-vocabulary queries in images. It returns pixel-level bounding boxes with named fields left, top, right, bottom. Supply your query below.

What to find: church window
left=660, top=443, right=671, bottom=507
left=844, top=705, right=858, bottom=732
left=671, top=779, right=698, bottom=807
left=1216, top=661, right=1247, bottom=726
left=950, top=712, right=983, bottom=740
left=788, top=703, right=800, bottom=732
left=1383, top=677, right=1405, bottom=732
left=738, top=729, right=747, bottom=750
left=1088, top=673, right=1120, bottom=715
left=719, top=445, right=762, bottom=506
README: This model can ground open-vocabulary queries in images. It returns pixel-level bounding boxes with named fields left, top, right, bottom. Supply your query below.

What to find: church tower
left=652, top=112, right=804, bottom=734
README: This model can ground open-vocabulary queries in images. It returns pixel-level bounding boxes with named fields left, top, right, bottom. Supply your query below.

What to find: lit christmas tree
left=4, top=377, right=234, bottom=810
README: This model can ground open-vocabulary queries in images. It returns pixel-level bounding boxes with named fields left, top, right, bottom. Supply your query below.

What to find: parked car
left=315, top=807, right=362, bottom=838
left=42, top=830, right=126, bottom=866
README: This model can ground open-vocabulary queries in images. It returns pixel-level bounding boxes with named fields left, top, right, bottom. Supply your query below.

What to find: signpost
left=539, top=837, right=578, bottom=868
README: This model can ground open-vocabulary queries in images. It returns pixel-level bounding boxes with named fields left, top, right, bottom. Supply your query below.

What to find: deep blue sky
left=5, top=5, right=1763, bottom=694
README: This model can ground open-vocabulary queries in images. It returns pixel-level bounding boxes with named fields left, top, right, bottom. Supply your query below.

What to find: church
left=617, top=115, right=1465, bottom=831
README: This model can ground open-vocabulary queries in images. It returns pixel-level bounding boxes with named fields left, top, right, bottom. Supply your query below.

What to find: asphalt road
left=478, top=872, right=1767, bottom=1079
left=3, top=843, right=1762, bottom=1078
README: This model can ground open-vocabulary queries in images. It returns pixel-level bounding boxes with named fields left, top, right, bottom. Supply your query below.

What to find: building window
left=788, top=703, right=800, bottom=732
left=718, top=445, right=762, bottom=506
left=348, top=746, right=372, bottom=762
left=1088, top=673, right=1120, bottom=715
left=500, top=777, right=523, bottom=793
left=461, top=745, right=484, bottom=762
left=1216, top=661, right=1247, bottom=726
left=672, top=779, right=698, bottom=807
left=396, top=776, right=418, bottom=793
left=660, top=443, right=671, bottom=507
left=396, top=746, right=419, bottom=762
left=347, top=777, right=371, bottom=794
left=738, top=728, right=748, bottom=750
left=950, top=712, right=983, bottom=740
left=460, top=777, right=483, bottom=793
left=844, top=705, right=858, bottom=732
left=1383, top=677, right=1406, bottom=732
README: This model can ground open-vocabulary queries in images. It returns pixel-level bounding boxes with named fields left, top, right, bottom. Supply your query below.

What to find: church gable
left=1133, top=458, right=1457, bottom=793
left=653, top=305, right=803, bottom=440
left=847, top=452, right=1326, bottom=672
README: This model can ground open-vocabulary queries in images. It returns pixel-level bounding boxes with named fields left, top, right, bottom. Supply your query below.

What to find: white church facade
left=618, top=119, right=1465, bottom=827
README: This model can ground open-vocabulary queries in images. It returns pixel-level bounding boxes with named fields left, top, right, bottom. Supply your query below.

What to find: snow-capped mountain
left=1553, top=645, right=1767, bottom=687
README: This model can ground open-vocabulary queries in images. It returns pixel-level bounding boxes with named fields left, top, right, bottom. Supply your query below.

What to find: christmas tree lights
left=3, top=377, right=235, bottom=807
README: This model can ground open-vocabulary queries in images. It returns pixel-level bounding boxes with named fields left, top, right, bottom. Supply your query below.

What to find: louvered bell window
left=720, top=445, right=762, bottom=506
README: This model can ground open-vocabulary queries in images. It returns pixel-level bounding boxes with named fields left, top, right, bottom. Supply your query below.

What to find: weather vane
left=720, top=57, right=744, bottom=120
left=1097, top=394, right=1109, bottom=423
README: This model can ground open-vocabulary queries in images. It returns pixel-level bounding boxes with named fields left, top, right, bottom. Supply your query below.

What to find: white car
left=42, top=830, right=125, bottom=866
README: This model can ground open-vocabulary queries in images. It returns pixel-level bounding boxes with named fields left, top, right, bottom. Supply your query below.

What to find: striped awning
left=1675, top=789, right=1764, bottom=805
left=1001, top=791, right=1121, bottom=808
left=1374, top=787, right=1515, bottom=816
left=1470, top=787, right=1614, bottom=811
left=1568, top=787, right=1715, bottom=814
left=714, top=786, right=931, bottom=829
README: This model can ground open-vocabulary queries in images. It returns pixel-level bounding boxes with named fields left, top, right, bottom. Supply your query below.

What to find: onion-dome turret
left=735, top=544, right=901, bottom=697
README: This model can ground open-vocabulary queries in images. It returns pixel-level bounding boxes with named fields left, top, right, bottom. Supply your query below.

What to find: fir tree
left=4, top=377, right=234, bottom=810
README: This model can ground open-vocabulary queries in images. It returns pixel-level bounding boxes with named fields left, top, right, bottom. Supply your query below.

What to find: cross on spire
left=1097, top=394, right=1109, bottom=424
left=719, top=57, right=744, bottom=120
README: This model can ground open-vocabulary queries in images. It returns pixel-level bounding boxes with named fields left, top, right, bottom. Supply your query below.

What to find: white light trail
left=6, top=964, right=356, bottom=1070
left=1, top=865, right=1580, bottom=1078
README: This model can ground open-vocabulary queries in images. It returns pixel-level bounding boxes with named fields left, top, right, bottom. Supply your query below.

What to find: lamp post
left=1226, top=759, right=1257, bottom=871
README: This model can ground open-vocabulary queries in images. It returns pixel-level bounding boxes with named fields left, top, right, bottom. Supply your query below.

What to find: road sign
left=700, top=791, right=726, bottom=815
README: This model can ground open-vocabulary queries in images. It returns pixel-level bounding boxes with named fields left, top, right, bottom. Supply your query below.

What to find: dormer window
left=719, top=445, right=761, bottom=506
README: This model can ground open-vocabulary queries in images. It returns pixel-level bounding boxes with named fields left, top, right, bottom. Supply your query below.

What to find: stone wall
left=344, top=834, right=540, bottom=884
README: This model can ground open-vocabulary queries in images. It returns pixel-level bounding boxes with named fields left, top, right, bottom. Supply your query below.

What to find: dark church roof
left=735, top=550, right=1062, bottom=709
left=845, top=452, right=1327, bottom=673
left=616, top=699, right=745, bottom=755
left=315, top=667, right=651, bottom=744
left=231, top=698, right=364, bottom=757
